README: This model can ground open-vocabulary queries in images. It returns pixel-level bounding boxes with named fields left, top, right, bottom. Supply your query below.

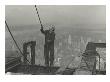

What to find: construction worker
left=40, top=25, right=55, bottom=67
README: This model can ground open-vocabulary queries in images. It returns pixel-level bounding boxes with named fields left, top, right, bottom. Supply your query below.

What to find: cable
left=5, top=21, right=30, bottom=64
left=34, top=5, right=43, bottom=27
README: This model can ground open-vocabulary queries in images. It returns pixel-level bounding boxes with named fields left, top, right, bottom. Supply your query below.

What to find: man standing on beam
left=35, top=5, right=55, bottom=72
left=40, top=25, right=55, bottom=69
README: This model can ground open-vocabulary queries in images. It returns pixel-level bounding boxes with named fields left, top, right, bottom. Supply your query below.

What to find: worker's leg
left=44, top=44, right=49, bottom=67
left=92, top=58, right=96, bottom=75
left=50, top=44, right=54, bottom=67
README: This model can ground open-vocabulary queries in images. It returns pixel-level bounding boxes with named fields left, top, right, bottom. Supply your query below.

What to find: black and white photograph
left=5, top=5, right=106, bottom=75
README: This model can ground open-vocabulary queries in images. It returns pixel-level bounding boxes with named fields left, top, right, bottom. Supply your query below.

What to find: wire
left=5, top=21, right=30, bottom=64
left=34, top=5, right=43, bottom=27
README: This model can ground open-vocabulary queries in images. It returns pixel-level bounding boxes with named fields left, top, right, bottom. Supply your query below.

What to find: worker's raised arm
left=40, top=25, right=45, bottom=34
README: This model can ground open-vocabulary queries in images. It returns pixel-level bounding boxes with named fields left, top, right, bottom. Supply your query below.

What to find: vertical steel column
left=31, top=41, right=36, bottom=65
left=23, top=43, right=28, bottom=64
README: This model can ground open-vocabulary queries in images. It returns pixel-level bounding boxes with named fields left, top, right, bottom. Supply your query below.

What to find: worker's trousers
left=44, top=43, right=54, bottom=67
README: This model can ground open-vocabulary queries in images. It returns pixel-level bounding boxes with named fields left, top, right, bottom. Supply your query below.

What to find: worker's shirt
left=40, top=28, right=55, bottom=44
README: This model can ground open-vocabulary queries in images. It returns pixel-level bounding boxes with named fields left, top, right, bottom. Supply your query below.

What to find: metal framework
left=23, top=41, right=36, bottom=65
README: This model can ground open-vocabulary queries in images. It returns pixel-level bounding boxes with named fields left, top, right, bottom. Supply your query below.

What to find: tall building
left=68, top=34, right=72, bottom=45
left=80, top=36, right=86, bottom=52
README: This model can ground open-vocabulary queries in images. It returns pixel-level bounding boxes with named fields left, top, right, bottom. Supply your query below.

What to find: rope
left=5, top=21, right=30, bottom=64
left=34, top=5, right=43, bottom=28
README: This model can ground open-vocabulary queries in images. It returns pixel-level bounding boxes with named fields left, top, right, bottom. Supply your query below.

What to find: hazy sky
left=5, top=5, right=106, bottom=29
